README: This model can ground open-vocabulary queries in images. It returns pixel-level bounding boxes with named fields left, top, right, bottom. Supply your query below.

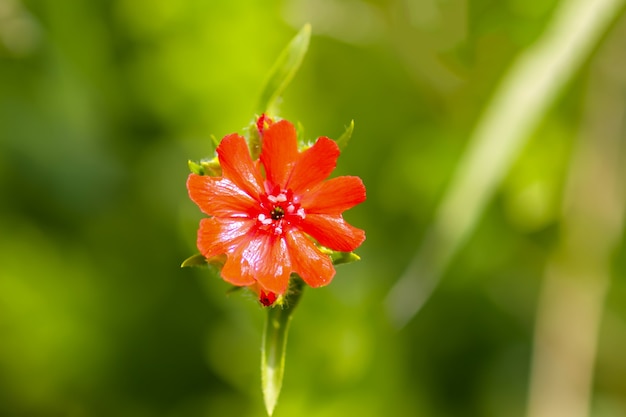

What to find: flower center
left=270, top=206, right=285, bottom=220
left=257, top=188, right=306, bottom=235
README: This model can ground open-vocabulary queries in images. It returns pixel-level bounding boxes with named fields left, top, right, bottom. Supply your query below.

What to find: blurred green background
left=1, top=0, right=626, bottom=416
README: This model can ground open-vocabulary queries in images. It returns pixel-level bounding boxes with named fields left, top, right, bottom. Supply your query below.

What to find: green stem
left=261, top=277, right=304, bottom=416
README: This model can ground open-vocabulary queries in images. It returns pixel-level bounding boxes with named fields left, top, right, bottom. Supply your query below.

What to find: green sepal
left=180, top=253, right=226, bottom=269
left=295, top=120, right=308, bottom=150
left=261, top=276, right=304, bottom=416
left=210, top=134, right=220, bottom=148
left=318, top=246, right=361, bottom=265
left=298, top=120, right=353, bottom=152
left=258, top=24, right=311, bottom=117
left=247, top=117, right=263, bottom=160
left=225, top=285, right=245, bottom=295
left=201, top=157, right=222, bottom=176
left=188, top=157, right=222, bottom=177
left=188, top=160, right=205, bottom=175
left=335, top=120, right=354, bottom=151
left=180, top=253, right=207, bottom=268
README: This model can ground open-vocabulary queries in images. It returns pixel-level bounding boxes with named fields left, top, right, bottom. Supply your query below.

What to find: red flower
left=187, top=119, right=366, bottom=295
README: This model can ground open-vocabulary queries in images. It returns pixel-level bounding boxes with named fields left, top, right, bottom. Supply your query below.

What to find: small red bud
left=259, top=290, right=277, bottom=307
left=256, top=114, right=273, bottom=136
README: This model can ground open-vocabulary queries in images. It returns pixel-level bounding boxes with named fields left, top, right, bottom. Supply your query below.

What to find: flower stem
left=261, top=276, right=304, bottom=416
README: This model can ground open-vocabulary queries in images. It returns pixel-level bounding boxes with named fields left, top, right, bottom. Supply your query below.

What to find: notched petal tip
left=301, top=214, right=366, bottom=252
left=217, top=133, right=264, bottom=199
left=286, top=231, right=335, bottom=288
left=261, top=120, right=300, bottom=187
left=220, top=231, right=292, bottom=295
left=187, top=174, right=258, bottom=217
left=286, top=136, right=340, bottom=195
left=197, top=217, right=255, bottom=260
left=301, top=175, right=366, bottom=214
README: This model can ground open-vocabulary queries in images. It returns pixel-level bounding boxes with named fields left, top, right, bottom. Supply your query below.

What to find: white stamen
left=275, top=226, right=283, bottom=235
left=258, top=213, right=273, bottom=225
left=267, top=195, right=278, bottom=203
left=276, top=193, right=287, bottom=202
left=297, top=208, right=306, bottom=219
left=287, top=204, right=295, bottom=213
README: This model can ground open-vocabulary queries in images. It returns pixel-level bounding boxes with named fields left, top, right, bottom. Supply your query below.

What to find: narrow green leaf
left=335, top=120, right=354, bottom=151
left=261, top=277, right=304, bottom=416
left=258, top=24, right=311, bottom=116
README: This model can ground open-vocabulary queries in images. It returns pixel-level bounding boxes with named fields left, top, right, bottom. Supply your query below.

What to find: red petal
left=300, top=176, right=366, bottom=214
left=286, top=137, right=340, bottom=195
left=221, top=229, right=292, bottom=294
left=187, top=174, right=258, bottom=217
left=197, top=217, right=255, bottom=259
left=260, top=120, right=299, bottom=188
left=300, top=214, right=365, bottom=252
left=217, top=134, right=264, bottom=200
left=286, top=230, right=335, bottom=288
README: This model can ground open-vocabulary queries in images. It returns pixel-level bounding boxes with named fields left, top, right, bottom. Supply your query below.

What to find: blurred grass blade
left=385, top=0, right=625, bottom=328
left=527, top=15, right=626, bottom=417
left=261, top=278, right=304, bottom=416
left=258, top=24, right=311, bottom=116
